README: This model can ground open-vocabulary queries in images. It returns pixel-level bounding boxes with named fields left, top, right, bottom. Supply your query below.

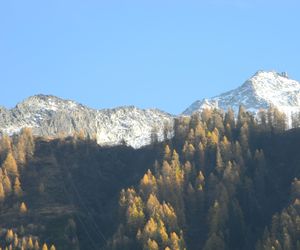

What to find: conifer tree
left=19, top=202, right=28, bottom=214
left=0, top=135, right=12, bottom=158
left=2, top=152, right=18, bottom=177
left=50, top=245, right=56, bottom=250
left=143, top=218, right=158, bottom=243
left=28, top=237, right=34, bottom=249
left=22, top=128, right=35, bottom=156
left=3, top=174, right=12, bottom=195
left=224, top=108, right=235, bottom=129
left=220, top=136, right=231, bottom=162
left=21, top=237, right=27, bottom=249
left=13, top=233, right=18, bottom=248
left=16, top=136, right=26, bottom=164
left=34, top=240, right=40, bottom=250
left=224, top=123, right=232, bottom=140
left=195, top=122, right=206, bottom=140
left=140, top=170, right=157, bottom=198
left=126, top=196, right=145, bottom=229
left=42, top=243, right=48, bottom=250
left=239, top=123, right=249, bottom=151
left=146, top=194, right=161, bottom=217
left=237, top=105, right=247, bottom=128
left=146, top=238, right=159, bottom=250
left=211, top=128, right=219, bottom=145
left=215, top=146, right=224, bottom=173
left=0, top=182, right=5, bottom=201
left=164, top=145, right=171, bottom=161
left=201, top=109, right=212, bottom=123
left=5, top=229, right=13, bottom=243
left=187, top=128, right=195, bottom=142
left=158, top=222, right=168, bottom=245
left=198, top=142, right=205, bottom=168
left=13, top=177, right=23, bottom=197
left=196, top=171, right=205, bottom=191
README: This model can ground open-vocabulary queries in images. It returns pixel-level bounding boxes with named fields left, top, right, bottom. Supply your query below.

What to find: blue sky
left=0, top=0, right=299, bottom=114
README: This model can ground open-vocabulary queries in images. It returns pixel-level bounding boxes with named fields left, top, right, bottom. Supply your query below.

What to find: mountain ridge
left=0, top=94, right=174, bottom=149
left=183, top=70, right=300, bottom=116
left=2, top=70, right=300, bottom=148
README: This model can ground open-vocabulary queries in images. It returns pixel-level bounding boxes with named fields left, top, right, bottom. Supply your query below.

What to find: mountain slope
left=183, top=71, right=300, bottom=116
left=0, top=95, right=174, bottom=149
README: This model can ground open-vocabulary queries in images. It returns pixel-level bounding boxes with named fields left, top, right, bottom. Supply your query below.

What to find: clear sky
left=1, top=0, right=299, bottom=114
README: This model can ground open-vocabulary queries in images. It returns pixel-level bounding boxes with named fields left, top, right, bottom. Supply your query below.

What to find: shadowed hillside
left=1, top=107, right=300, bottom=250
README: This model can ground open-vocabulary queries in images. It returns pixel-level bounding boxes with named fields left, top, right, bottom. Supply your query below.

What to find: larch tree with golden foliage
left=19, top=202, right=28, bottom=214
left=0, top=182, right=5, bottom=201
left=50, top=245, right=56, bottom=250
left=2, top=152, right=18, bottom=177
left=42, top=243, right=48, bottom=250
left=13, top=177, right=23, bottom=197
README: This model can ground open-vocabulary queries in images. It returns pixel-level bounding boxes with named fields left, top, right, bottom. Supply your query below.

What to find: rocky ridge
left=0, top=95, right=174, bottom=149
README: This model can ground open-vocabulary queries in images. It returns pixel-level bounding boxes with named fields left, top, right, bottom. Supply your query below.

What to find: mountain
left=2, top=70, right=300, bottom=149
left=183, top=71, right=300, bottom=117
left=0, top=95, right=174, bottom=149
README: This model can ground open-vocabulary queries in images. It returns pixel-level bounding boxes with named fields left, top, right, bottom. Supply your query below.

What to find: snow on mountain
left=0, top=95, right=174, bottom=149
left=2, top=71, right=300, bottom=148
left=183, top=71, right=300, bottom=118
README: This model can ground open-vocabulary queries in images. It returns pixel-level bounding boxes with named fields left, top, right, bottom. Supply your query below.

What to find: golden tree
left=0, top=182, right=5, bottom=201
left=28, top=237, right=34, bottom=249
left=42, top=243, right=48, bottom=250
left=19, top=202, right=28, bottom=214
left=34, top=240, right=40, bottom=250
left=50, top=245, right=56, bottom=250
left=13, top=177, right=23, bottom=197
left=5, top=229, right=13, bottom=243
left=164, top=145, right=171, bottom=161
left=2, top=174, right=12, bottom=195
left=2, top=152, right=18, bottom=177
left=146, top=239, right=159, bottom=250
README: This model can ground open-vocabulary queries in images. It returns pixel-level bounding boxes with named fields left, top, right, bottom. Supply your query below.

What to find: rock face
left=0, top=95, right=174, bottom=149
left=2, top=71, right=300, bottom=148
left=183, top=71, right=300, bottom=117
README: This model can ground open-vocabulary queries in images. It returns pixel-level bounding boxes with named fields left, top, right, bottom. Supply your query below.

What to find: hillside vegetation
left=1, top=107, right=300, bottom=250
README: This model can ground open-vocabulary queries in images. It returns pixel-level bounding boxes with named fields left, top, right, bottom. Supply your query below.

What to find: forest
left=1, top=106, right=300, bottom=250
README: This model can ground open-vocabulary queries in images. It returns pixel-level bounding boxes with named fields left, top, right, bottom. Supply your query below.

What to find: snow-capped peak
left=17, top=94, right=84, bottom=112
left=0, top=95, right=174, bottom=149
left=183, top=70, right=300, bottom=116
